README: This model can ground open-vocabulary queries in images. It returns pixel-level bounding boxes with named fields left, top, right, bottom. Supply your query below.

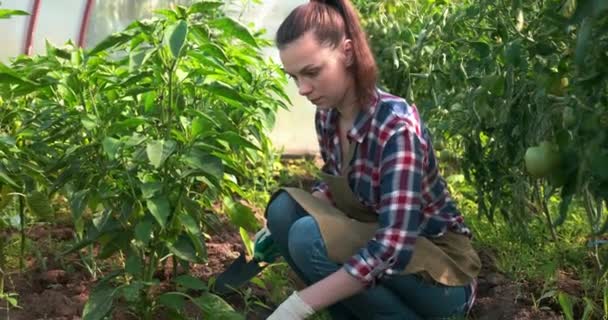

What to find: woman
left=263, top=1, right=481, bottom=319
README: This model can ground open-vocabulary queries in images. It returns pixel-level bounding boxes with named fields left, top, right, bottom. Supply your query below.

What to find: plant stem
left=172, top=255, right=178, bottom=280
left=534, top=181, right=558, bottom=242
left=142, top=250, right=158, bottom=320
left=167, top=69, right=173, bottom=133
left=583, top=187, right=603, bottom=270
left=0, top=230, right=6, bottom=269
left=18, top=196, right=25, bottom=273
left=541, top=185, right=558, bottom=243
left=166, top=59, right=178, bottom=137
left=89, top=244, right=96, bottom=280
left=0, top=267, right=7, bottom=320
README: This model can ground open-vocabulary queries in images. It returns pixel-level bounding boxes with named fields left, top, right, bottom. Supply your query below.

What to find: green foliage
left=0, top=1, right=288, bottom=318
left=355, top=0, right=608, bottom=317
left=355, top=0, right=608, bottom=245
left=558, top=292, right=575, bottom=320
left=0, top=9, right=29, bottom=19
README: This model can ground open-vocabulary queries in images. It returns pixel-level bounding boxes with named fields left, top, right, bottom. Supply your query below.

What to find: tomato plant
left=355, top=0, right=607, bottom=236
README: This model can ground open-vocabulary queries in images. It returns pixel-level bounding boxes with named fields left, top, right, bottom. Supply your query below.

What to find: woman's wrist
left=298, top=268, right=365, bottom=311
left=311, top=190, right=331, bottom=204
left=267, top=291, right=315, bottom=319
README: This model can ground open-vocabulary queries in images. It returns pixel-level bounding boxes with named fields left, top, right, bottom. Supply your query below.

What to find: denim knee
left=287, top=216, right=334, bottom=278
left=266, top=192, right=295, bottom=231
left=287, top=216, right=320, bottom=254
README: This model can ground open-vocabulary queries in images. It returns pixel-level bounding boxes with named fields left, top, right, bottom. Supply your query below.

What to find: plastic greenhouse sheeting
left=0, top=0, right=319, bottom=155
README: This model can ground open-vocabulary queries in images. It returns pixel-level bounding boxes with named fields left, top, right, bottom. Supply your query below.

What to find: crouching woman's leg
left=265, top=193, right=355, bottom=319
left=381, top=273, right=472, bottom=320
left=287, top=215, right=424, bottom=320
left=265, top=191, right=310, bottom=284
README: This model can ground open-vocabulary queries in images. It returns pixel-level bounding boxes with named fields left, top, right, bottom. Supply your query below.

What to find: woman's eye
left=307, top=69, right=320, bottom=77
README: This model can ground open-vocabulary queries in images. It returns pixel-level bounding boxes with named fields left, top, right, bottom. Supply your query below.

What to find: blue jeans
left=266, top=191, right=471, bottom=320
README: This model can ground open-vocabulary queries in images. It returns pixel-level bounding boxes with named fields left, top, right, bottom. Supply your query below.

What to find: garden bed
left=0, top=159, right=579, bottom=320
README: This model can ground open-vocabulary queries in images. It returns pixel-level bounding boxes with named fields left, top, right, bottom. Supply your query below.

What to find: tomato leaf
left=575, top=18, right=593, bottom=66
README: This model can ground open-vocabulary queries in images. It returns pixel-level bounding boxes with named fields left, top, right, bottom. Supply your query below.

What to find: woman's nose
left=297, top=81, right=313, bottom=96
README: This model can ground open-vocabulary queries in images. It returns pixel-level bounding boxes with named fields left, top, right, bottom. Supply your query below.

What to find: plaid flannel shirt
left=312, top=88, right=472, bottom=286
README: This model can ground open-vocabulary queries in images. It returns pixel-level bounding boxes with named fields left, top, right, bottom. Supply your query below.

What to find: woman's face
left=279, top=31, right=354, bottom=110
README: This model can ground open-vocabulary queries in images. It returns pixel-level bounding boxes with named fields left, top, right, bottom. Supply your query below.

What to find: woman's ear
left=342, top=38, right=354, bottom=67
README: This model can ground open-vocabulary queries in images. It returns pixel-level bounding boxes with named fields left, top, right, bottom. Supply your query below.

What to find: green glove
left=253, top=227, right=281, bottom=263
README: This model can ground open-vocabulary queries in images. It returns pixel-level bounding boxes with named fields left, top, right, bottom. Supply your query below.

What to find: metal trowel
left=213, top=228, right=280, bottom=295
left=213, top=254, right=267, bottom=295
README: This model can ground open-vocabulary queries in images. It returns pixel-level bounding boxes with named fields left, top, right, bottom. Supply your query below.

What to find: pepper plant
left=1, top=1, right=289, bottom=319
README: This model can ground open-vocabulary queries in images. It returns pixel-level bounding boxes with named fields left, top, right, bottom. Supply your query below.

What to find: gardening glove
left=267, top=291, right=315, bottom=320
left=253, top=227, right=280, bottom=263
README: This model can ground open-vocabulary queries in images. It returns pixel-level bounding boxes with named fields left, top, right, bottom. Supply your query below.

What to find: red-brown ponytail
left=276, top=0, right=378, bottom=107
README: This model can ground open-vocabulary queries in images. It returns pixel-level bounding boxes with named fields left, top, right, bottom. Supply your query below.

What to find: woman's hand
left=267, top=268, right=366, bottom=319
left=267, top=291, right=315, bottom=320
left=311, top=190, right=332, bottom=205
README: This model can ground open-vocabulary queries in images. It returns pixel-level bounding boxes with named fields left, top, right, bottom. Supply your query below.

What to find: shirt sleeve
left=311, top=110, right=334, bottom=202
left=343, top=126, right=424, bottom=285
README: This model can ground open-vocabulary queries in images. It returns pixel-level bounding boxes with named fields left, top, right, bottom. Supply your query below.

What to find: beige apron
left=270, top=142, right=481, bottom=286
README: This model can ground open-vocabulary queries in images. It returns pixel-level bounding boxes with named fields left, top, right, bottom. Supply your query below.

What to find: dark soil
left=467, top=248, right=568, bottom=320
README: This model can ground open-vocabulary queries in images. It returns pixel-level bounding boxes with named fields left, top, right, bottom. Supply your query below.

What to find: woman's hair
left=275, top=0, right=378, bottom=106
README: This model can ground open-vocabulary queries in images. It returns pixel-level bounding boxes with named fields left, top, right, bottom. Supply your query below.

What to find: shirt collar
left=348, top=88, right=380, bottom=143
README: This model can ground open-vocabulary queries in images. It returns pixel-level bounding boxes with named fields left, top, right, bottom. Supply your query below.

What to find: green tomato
left=524, top=141, right=559, bottom=178
left=438, top=150, right=452, bottom=161
left=433, top=139, right=444, bottom=151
